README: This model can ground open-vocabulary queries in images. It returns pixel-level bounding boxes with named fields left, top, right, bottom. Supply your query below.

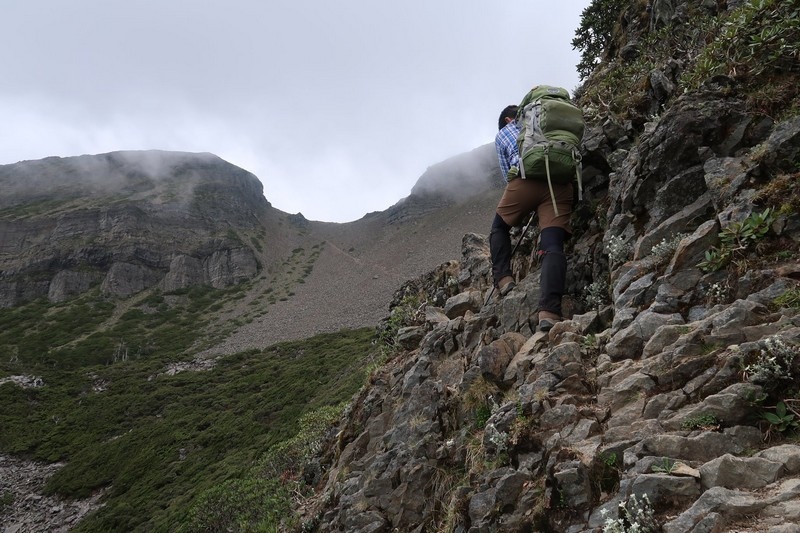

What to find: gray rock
left=444, top=291, right=483, bottom=319
left=495, top=471, right=528, bottom=508
left=47, top=270, right=102, bottom=302
left=756, top=445, right=800, bottom=475
left=648, top=165, right=707, bottom=232
left=597, top=373, right=656, bottom=411
left=424, top=306, right=450, bottom=326
left=204, top=248, right=257, bottom=288
left=664, top=382, right=763, bottom=429
left=562, top=419, right=601, bottom=444
left=703, top=156, right=755, bottom=209
left=607, top=311, right=684, bottom=360
left=468, top=488, right=496, bottom=523
left=628, top=473, right=701, bottom=505
left=662, top=220, right=719, bottom=285
left=553, top=460, right=592, bottom=509
left=662, top=486, right=764, bottom=533
left=343, top=510, right=388, bottom=533
left=457, top=233, right=491, bottom=289
left=649, top=281, right=692, bottom=314
left=706, top=298, right=769, bottom=332
left=608, top=148, right=631, bottom=171
left=642, top=323, right=689, bottom=358
left=650, top=0, right=678, bottom=28
left=532, top=341, right=584, bottom=380
left=569, top=311, right=602, bottom=335
left=649, top=68, right=676, bottom=106
left=386, top=478, right=427, bottom=527
left=164, top=248, right=258, bottom=292
left=497, top=277, right=538, bottom=336
left=540, top=404, right=579, bottom=430
left=163, top=254, right=204, bottom=291
left=747, top=278, right=800, bottom=307
left=101, top=262, right=161, bottom=297
left=612, top=263, right=650, bottom=305
left=611, top=306, right=637, bottom=332
left=519, top=373, right=560, bottom=404
left=641, top=348, right=717, bottom=392
left=639, top=426, right=763, bottom=463
left=760, top=480, right=800, bottom=527
left=606, top=395, right=648, bottom=429
left=642, top=390, right=686, bottom=420
left=397, top=326, right=426, bottom=350
left=634, top=193, right=713, bottom=261
left=759, top=115, right=800, bottom=172
left=700, top=454, right=784, bottom=490
left=477, top=332, right=526, bottom=384
left=615, top=272, right=657, bottom=309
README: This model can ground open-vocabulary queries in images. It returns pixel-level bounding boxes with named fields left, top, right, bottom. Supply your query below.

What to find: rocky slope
left=302, top=134, right=800, bottom=530
left=289, top=2, right=800, bottom=531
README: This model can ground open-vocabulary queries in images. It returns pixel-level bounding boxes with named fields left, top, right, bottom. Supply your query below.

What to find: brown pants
left=496, top=178, right=573, bottom=231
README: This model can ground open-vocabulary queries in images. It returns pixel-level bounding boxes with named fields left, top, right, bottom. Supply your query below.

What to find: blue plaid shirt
left=495, top=121, right=520, bottom=182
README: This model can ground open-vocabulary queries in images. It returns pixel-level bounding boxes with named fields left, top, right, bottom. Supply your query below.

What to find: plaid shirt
left=495, top=121, right=520, bottom=182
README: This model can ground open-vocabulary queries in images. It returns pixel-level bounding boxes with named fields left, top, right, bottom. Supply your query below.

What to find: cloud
left=0, top=0, right=588, bottom=222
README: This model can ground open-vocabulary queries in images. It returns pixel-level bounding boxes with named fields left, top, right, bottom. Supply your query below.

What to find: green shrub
left=181, top=478, right=293, bottom=533
left=572, top=0, right=629, bottom=80
left=0, top=490, right=13, bottom=511
left=377, top=294, right=425, bottom=349
left=761, top=401, right=799, bottom=436
left=680, top=413, right=720, bottom=430
left=1, top=297, right=376, bottom=532
left=774, top=288, right=800, bottom=309
left=681, top=0, right=800, bottom=91
left=698, top=208, right=776, bottom=272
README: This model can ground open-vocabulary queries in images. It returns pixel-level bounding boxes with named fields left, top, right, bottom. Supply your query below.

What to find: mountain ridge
left=0, top=144, right=502, bottom=348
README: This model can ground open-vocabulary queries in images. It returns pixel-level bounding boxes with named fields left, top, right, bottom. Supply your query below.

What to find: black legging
left=538, top=227, right=567, bottom=316
left=489, top=217, right=567, bottom=315
left=489, top=213, right=513, bottom=285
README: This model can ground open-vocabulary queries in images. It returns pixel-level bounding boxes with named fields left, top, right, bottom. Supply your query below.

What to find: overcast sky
left=2, top=1, right=589, bottom=222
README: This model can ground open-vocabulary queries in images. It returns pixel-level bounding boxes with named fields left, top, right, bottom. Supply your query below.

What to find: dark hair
left=498, top=105, right=518, bottom=131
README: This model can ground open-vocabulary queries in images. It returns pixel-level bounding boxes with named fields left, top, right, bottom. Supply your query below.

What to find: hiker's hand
left=507, top=166, right=519, bottom=180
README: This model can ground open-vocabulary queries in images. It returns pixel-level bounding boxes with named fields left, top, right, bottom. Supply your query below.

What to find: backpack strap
left=544, top=145, right=560, bottom=217
left=573, top=148, right=583, bottom=202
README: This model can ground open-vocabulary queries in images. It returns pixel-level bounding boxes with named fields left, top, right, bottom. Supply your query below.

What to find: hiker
left=489, top=104, right=573, bottom=332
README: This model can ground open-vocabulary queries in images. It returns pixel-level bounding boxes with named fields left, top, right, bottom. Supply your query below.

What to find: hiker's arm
left=495, top=140, right=510, bottom=181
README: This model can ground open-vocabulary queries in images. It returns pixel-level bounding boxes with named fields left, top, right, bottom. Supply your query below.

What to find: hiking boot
left=537, top=311, right=561, bottom=332
left=538, top=318, right=556, bottom=332
left=498, top=277, right=516, bottom=297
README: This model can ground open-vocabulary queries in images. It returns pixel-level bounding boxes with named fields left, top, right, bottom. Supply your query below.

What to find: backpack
left=515, top=85, right=585, bottom=216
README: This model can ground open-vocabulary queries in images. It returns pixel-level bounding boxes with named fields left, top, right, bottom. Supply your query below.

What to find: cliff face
left=296, top=2, right=800, bottom=531
left=0, top=151, right=272, bottom=306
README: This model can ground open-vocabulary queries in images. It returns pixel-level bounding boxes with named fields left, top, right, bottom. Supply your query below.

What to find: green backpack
left=515, top=85, right=585, bottom=215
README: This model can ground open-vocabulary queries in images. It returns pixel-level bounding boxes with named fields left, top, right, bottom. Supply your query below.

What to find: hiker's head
left=498, top=105, right=518, bottom=131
